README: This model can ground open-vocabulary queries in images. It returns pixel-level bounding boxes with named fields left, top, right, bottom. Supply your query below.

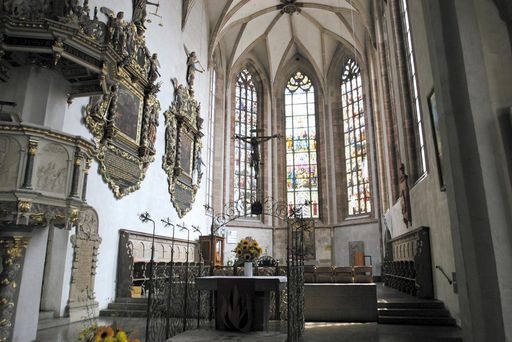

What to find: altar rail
left=383, top=226, right=433, bottom=298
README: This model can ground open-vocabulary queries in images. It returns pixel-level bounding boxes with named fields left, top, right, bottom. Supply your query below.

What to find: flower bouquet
left=78, top=323, right=140, bottom=342
left=233, top=237, right=263, bottom=266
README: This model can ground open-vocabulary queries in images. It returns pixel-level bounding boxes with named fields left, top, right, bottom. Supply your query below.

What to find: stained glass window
left=401, top=0, right=426, bottom=176
left=234, top=69, right=258, bottom=215
left=285, top=71, right=319, bottom=218
left=342, top=58, right=371, bottom=216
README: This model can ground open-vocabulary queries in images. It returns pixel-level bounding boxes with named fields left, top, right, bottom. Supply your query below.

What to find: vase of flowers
left=234, top=237, right=263, bottom=276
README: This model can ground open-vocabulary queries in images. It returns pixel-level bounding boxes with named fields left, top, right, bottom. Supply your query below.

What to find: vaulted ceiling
left=206, top=0, right=372, bottom=82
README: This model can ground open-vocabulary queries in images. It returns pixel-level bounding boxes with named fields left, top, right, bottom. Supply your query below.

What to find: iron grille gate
left=140, top=197, right=306, bottom=342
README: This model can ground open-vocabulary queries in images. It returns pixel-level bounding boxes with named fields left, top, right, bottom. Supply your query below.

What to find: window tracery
left=341, top=58, right=371, bottom=215
left=234, top=69, right=258, bottom=215
left=285, top=71, right=319, bottom=218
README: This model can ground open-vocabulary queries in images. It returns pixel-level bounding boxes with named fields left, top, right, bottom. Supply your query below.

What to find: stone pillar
left=69, top=149, right=83, bottom=198
left=374, top=0, right=400, bottom=201
left=81, top=157, right=92, bottom=202
left=21, top=139, right=38, bottom=189
left=422, top=0, right=509, bottom=340
left=0, top=236, right=29, bottom=342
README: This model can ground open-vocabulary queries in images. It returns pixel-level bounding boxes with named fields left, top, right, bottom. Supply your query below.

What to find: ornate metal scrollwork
left=162, top=79, right=203, bottom=217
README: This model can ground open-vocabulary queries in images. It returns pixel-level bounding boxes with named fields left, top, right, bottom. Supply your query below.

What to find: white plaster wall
left=333, top=223, right=381, bottom=276
left=59, top=0, right=212, bottom=310
left=12, top=228, right=48, bottom=342
left=223, top=226, right=273, bottom=266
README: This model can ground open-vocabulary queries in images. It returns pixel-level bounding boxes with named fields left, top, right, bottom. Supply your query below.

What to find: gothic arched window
left=285, top=71, right=319, bottom=218
left=234, top=69, right=258, bottom=215
left=341, top=58, right=371, bottom=215
left=400, top=0, right=427, bottom=176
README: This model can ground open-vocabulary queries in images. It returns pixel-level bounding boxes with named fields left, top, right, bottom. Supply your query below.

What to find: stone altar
left=196, top=276, right=286, bottom=332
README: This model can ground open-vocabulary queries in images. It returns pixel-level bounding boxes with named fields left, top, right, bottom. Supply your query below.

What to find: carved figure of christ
left=234, top=131, right=281, bottom=180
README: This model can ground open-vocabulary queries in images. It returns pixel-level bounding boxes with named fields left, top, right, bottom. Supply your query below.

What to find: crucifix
left=234, top=129, right=281, bottom=180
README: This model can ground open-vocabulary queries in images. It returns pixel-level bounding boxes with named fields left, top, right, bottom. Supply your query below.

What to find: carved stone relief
left=0, top=135, right=20, bottom=188
left=36, top=143, right=69, bottom=194
left=68, top=207, right=101, bottom=321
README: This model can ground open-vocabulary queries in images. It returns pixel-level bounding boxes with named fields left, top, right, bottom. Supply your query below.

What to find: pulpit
left=196, top=276, right=286, bottom=332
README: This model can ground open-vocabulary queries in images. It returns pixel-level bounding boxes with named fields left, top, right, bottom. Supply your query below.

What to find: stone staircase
left=99, top=297, right=148, bottom=318
left=378, top=298, right=456, bottom=326
left=37, top=311, right=70, bottom=330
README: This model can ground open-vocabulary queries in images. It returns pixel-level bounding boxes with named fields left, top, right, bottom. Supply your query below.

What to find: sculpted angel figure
left=132, top=0, right=159, bottom=31
left=185, top=47, right=204, bottom=88
left=101, top=7, right=126, bottom=52
left=147, top=52, right=161, bottom=84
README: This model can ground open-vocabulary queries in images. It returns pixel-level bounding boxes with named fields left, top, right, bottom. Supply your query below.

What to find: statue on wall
left=185, top=48, right=204, bottom=90
left=147, top=52, right=160, bottom=84
left=132, top=0, right=160, bottom=32
left=399, top=163, right=412, bottom=227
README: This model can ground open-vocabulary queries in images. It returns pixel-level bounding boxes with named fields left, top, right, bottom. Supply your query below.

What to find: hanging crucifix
left=234, top=129, right=281, bottom=180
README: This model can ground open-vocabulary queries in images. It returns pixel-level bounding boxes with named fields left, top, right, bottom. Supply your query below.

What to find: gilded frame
left=162, top=80, right=204, bottom=218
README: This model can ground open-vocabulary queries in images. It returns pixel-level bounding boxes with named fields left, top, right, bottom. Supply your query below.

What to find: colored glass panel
left=341, top=59, right=371, bottom=215
left=285, top=71, right=319, bottom=218
left=234, top=69, right=258, bottom=215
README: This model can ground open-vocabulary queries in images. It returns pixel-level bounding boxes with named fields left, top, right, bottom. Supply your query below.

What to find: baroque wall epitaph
left=162, top=77, right=203, bottom=217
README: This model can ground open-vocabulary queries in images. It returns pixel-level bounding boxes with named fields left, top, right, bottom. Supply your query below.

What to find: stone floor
left=36, top=284, right=463, bottom=342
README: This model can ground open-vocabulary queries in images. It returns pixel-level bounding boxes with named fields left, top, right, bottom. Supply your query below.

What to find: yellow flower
left=242, top=240, right=249, bottom=245
left=116, top=330, right=129, bottom=342
left=105, top=337, right=115, bottom=342
left=96, top=326, right=114, bottom=339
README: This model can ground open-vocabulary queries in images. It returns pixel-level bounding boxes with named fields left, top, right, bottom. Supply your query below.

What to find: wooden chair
left=315, top=266, right=334, bottom=283
left=353, top=266, right=373, bottom=283
left=334, top=266, right=353, bottom=283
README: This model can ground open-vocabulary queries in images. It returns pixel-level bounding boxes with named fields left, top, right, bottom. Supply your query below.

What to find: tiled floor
left=36, top=284, right=463, bottom=342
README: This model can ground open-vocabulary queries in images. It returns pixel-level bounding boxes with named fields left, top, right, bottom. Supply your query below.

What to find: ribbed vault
left=206, top=0, right=372, bottom=81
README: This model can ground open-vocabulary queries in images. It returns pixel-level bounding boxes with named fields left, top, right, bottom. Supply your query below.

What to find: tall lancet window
left=400, top=0, right=426, bottom=176
left=285, top=71, right=319, bottom=218
left=234, top=69, right=258, bottom=215
left=341, top=58, right=371, bottom=215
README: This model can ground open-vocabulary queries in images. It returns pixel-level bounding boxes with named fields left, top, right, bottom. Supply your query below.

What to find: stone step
left=113, top=297, right=148, bottom=304
left=38, top=311, right=55, bottom=321
left=107, top=302, right=148, bottom=310
left=377, top=300, right=444, bottom=309
left=99, top=308, right=147, bottom=318
left=378, top=308, right=451, bottom=317
left=378, top=315, right=456, bottom=326
left=37, top=317, right=70, bottom=331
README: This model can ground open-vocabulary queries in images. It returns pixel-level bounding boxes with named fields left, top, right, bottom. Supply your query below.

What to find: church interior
left=0, top=0, right=511, bottom=341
